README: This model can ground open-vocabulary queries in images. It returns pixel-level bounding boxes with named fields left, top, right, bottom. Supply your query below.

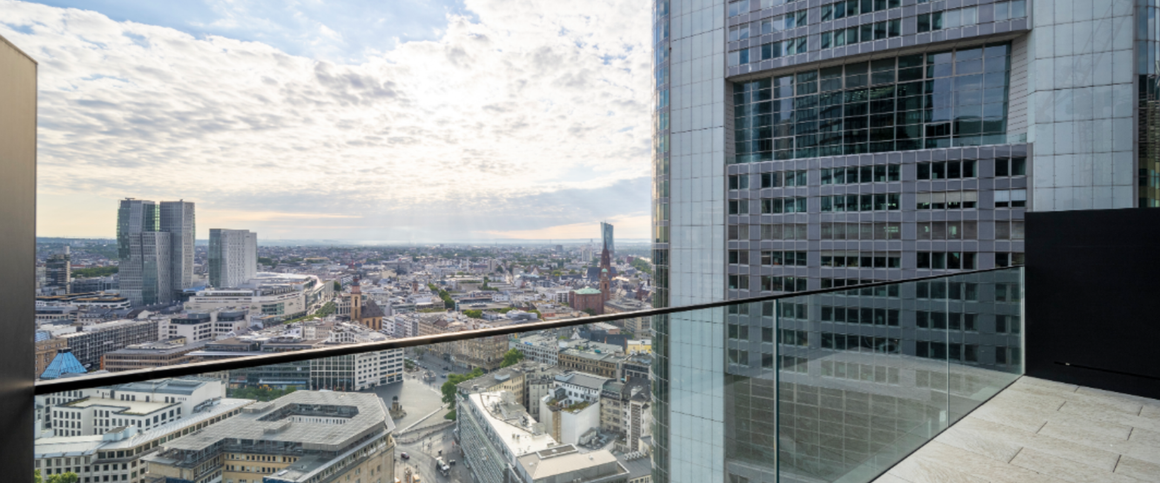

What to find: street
left=395, top=423, right=472, bottom=483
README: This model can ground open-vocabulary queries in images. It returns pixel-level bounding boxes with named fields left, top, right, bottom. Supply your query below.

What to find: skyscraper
left=208, top=228, right=257, bottom=289
left=118, top=198, right=194, bottom=306
left=601, top=221, right=615, bottom=256
left=45, top=246, right=70, bottom=293
left=160, top=200, right=196, bottom=291
left=651, top=1, right=1153, bottom=481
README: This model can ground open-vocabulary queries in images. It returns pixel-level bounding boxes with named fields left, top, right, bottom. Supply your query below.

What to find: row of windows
left=820, top=306, right=901, bottom=325
left=996, top=252, right=1026, bottom=267
left=917, top=251, right=977, bottom=269
left=916, top=311, right=978, bottom=330
left=917, top=6, right=981, bottom=33
left=761, top=197, right=809, bottom=213
left=821, top=278, right=894, bottom=291
left=821, top=360, right=902, bottom=384
left=728, top=0, right=808, bottom=18
left=916, top=281, right=979, bottom=300
left=821, top=252, right=902, bottom=268
left=822, top=222, right=901, bottom=240
left=820, top=20, right=901, bottom=50
left=917, top=160, right=978, bottom=179
left=821, top=0, right=902, bottom=21
left=822, top=164, right=901, bottom=184
left=994, top=189, right=1027, bottom=207
left=820, top=194, right=902, bottom=211
left=915, top=191, right=979, bottom=209
left=821, top=333, right=902, bottom=353
left=733, top=46, right=1011, bottom=162
left=730, top=10, right=809, bottom=40
left=916, top=341, right=982, bottom=362
left=729, top=223, right=810, bottom=240
left=728, top=36, right=810, bottom=66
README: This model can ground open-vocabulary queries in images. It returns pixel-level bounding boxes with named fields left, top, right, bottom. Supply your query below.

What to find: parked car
left=400, top=452, right=410, bottom=460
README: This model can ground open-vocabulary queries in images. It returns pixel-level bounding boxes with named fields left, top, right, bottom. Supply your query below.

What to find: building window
left=916, top=191, right=979, bottom=209
left=917, top=221, right=979, bottom=240
left=917, top=160, right=977, bottom=179
left=729, top=275, right=750, bottom=290
left=762, top=276, right=807, bottom=292
left=994, top=220, right=1025, bottom=240
left=733, top=45, right=1011, bottom=162
left=728, top=250, right=750, bottom=265
left=727, top=0, right=749, bottom=18
left=761, top=197, right=808, bottom=213
left=917, top=252, right=978, bottom=269
left=995, top=253, right=1025, bottom=267
left=728, top=174, right=750, bottom=190
left=821, top=194, right=900, bottom=212
left=994, top=189, right=1027, bottom=208
left=994, top=156, right=1027, bottom=177
left=728, top=200, right=750, bottom=215
left=761, top=223, right=807, bottom=240
left=821, top=164, right=900, bottom=184
left=821, top=251, right=901, bottom=268
left=761, top=251, right=807, bottom=266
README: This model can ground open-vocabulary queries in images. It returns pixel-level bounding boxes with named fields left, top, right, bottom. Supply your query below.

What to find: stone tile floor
left=873, top=376, right=1160, bottom=483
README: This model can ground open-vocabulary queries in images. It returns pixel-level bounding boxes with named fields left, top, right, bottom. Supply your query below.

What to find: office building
left=117, top=198, right=195, bottom=306
left=103, top=340, right=206, bottom=372
left=38, top=377, right=226, bottom=437
left=143, top=391, right=395, bottom=483
left=208, top=228, right=257, bottom=289
left=457, top=390, right=628, bottom=483
left=34, top=397, right=251, bottom=483
left=58, top=318, right=162, bottom=369
left=601, top=221, right=616, bottom=256
left=650, top=0, right=1152, bottom=481
left=45, top=247, right=71, bottom=293
left=159, top=200, right=196, bottom=292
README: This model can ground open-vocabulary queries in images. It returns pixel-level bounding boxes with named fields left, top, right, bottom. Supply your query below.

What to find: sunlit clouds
left=1, top=0, right=652, bottom=241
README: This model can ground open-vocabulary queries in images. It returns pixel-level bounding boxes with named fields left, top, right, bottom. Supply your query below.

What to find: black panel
left=1025, top=208, right=1160, bottom=399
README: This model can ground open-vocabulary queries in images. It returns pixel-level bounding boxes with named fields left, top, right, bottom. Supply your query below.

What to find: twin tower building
left=117, top=198, right=255, bottom=307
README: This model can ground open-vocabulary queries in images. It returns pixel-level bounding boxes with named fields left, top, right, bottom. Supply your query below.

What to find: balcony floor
left=873, top=376, right=1160, bottom=483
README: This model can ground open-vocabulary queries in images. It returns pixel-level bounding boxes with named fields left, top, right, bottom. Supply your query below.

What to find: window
left=917, top=252, right=977, bottom=269
left=994, top=189, right=1027, bottom=208
left=993, top=0, right=1028, bottom=21
left=994, top=220, right=1024, bottom=240
left=729, top=250, right=750, bottom=265
left=821, top=251, right=901, bottom=268
left=762, top=276, right=807, bottom=292
left=994, top=157, right=1026, bottom=177
left=761, top=172, right=778, bottom=188
left=729, top=275, right=750, bottom=290
left=729, top=36, right=810, bottom=67
left=729, top=200, right=750, bottom=214
left=728, top=0, right=750, bottom=18
left=995, top=252, right=1025, bottom=267
left=761, top=251, right=807, bottom=266
left=821, top=194, right=899, bottom=212
left=728, top=25, right=751, bottom=42
left=917, top=221, right=979, bottom=240
left=760, top=223, right=807, bottom=240
left=729, top=174, right=750, bottom=190
left=821, top=164, right=900, bottom=184
left=762, top=197, right=808, bottom=213
left=917, top=160, right=977, bottom=179
left=917, top=6, right=979, bottom=33
left=917, top=191, right=978, bottom=209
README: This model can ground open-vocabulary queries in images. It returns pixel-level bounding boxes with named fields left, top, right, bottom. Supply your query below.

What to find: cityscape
left=8, top=0, right=1160, bottom=483
left=34, top=200, right=657, bottom=483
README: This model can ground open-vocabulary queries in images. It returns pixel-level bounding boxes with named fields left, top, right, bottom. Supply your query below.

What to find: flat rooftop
left=468, top=391, right=556, bottom=456
left=517, top=444, right=625, bottom=481
left=162, top=391, right=391, bottom=453
left=63, top=397, right=174, bottom=415
left=874, top=376, right=1160, bottom=483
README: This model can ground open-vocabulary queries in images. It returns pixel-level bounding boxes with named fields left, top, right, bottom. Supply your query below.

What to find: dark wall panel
left=1025, top=208, right=1160, bottom=399
left=0, top=35, right=36, bottom=477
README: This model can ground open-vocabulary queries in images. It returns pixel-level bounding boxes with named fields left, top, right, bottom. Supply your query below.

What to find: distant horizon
left=35, top=236, right=653, bottom=247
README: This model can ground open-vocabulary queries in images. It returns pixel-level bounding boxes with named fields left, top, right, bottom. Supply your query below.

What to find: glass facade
left=651, top=0, right=672, bottom=481
left=732, top=45, right=1014, bottom=163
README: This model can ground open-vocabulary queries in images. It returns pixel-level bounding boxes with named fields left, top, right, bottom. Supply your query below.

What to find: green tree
left=463, top=309, right=483, bottom=319
left=34, top=469, right=42, bottom=483
left=441, top=368, right=484, bottom=409
left=500, top=349, right=526, bottom=368
left=333, top=281, right=342, bottom=292
left=444, top=409, right=457, bottom=421
left=47, top=473, right=79, bottom=483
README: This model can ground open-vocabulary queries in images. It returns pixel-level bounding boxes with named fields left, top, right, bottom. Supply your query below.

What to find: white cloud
left=0, top=0, right=653, bottom=241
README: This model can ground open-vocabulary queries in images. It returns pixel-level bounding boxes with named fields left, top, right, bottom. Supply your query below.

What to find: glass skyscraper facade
left=117, top=198, right=195, bottom=306
left=652, top=0, right=1153, bottom=481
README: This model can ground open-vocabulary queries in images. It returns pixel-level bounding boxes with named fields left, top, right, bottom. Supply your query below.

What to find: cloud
left=0, top=0, right=653, bottom=241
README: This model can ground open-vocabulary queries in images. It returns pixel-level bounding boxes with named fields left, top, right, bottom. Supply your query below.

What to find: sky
left=0, top=0, right=653, bottom=242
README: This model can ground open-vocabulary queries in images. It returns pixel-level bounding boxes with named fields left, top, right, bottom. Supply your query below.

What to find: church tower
left=599, top=247, right=612, bottom=303
left=351, top=278, right=362, bottom=323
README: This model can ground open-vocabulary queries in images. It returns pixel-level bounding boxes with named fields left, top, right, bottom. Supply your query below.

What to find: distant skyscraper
left=117, top=198, right=193, bottom=306
left=128, top=231, right=171, bottom=306
left=45, top=246, right=71, bottom=293
left=160, top=201, right=195, bottom=291
left=601, top=221, right=615, bottom=256
left=208, top=228, right=257, bottom=288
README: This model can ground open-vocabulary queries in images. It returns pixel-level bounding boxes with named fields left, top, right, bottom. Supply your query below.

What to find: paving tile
left=871, top=473, right=916, bottom=483
left=888, top=444, right=994, bottom=483
left=908, top=441, right=1067, bottom=483
left=1056, top=399, right=1160, bottom=433
left=1140, top=405, right=1160, bottom=421
left=1021, top=430, right=1122, bottom=472
left=969, top=400, right=1057, bottom=433
left=1015, top=377, right=1080, bottom=393
left=1054, top=391, right=1148, bottom=418
left=986, top=387, right=1068, bottom=413
left=1074, top=386, right=1160, bottom=411
left=935, top=417, right=1028, bottom=463
left=1009, top=447, right=1140, bottom=483
left=1037, top=417, right=1133, bottom=448
left=1114, top=456, right=1160, bottom=481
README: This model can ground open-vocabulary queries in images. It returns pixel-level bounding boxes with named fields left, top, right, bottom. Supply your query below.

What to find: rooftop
left=517, top=444, right=625, bottom=481
left=468, top=391, right=556, bottom=456
left=874, top=376, right=1160, bottom=483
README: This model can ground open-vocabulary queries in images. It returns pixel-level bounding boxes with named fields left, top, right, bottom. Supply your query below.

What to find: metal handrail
left=34, top=266, right=1021, bottom=395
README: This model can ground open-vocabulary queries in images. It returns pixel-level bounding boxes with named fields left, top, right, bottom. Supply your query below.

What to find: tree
left=333, top=281, right=341, bottom=292
left=500, top=349, right=526, bottom=368
left=34, top=469, right=42, bottom=483
left=441, top=368, right=484, bottom=409
left=47, top=473, right=79, bottom=483
left=444, top=410, right=457, bottom=421
left=463, top=309, right=483, bottom=319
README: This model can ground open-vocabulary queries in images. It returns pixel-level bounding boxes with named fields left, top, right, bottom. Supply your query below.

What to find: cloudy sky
left=1, top=0, right=653, bottom=242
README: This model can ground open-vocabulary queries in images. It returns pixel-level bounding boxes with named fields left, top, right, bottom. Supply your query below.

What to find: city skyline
left=1, top=0, right=653, bottom=241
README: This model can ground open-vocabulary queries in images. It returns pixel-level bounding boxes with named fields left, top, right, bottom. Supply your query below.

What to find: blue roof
left=35, top=330, right=51, bottom=343
left=40, top=350, right=87, bottom=380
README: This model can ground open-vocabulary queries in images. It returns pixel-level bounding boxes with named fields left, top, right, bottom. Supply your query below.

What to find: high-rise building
left=208, top=228, right=257, bottom=288
left=45, top=246, right=70, bottom=293
left=601, top=221, right=615, bottom=255
left=651, top=1, right=1154, bottom=481
left=160, top=200, right=196, bottom=291
left=118, top=198, right=195, bottom=306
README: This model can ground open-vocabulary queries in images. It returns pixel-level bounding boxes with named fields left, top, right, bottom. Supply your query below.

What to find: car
left=441, top=374, right=447, bottom=378
left=400, top=452, right=410, bottom=460
left=442, top=366, right=449, bottom=371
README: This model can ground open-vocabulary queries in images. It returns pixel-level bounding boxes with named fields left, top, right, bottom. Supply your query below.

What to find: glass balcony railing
left=32, top=268, right=1023, bottom=483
